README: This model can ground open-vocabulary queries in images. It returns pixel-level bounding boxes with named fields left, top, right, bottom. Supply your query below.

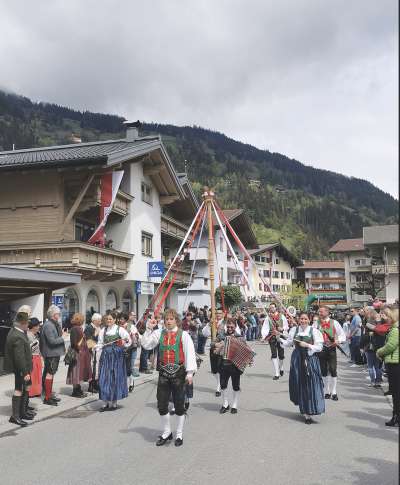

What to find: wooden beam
left=143, top=164, right=164, bottom=176
left=58, top=174, right=95, bottom=238
left=159, top=195, right=179, bottom=206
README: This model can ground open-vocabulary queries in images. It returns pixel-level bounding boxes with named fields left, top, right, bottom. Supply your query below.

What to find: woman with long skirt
left=27, top=318, right=42, bottom=398
left=97, top=312, right=131, bottom=412
left=280, top=312, right=325, bottom=424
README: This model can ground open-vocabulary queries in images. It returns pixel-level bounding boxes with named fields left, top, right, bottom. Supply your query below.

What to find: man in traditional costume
left=213, top=318, right=254, bottom=414
left=261, top=303, right=288, bottom=380
left=313, top=305, right=346, bottom=401
left=202, top=308, right=226, bottom=396
left=141, top=308, right=196, bottom=447
left=280, top=312, right=325, bottom=424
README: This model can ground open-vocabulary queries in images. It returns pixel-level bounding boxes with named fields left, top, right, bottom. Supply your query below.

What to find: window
left=311, top=272, right=319, bottom=278
left=255, top=256, right=261, bottom=262
left=106, top=289, right=118, bottom=311
left=264, top=284, right=268, bottom=292
left=321, top=271, right=330, bottom=278
left=75, top=219, right=95, bottom=242
left=356, top=274, right=368, bottom=283
left=259, top=283, right=263, bottom=290
left=266, top=256, right=272, bottom=263
left=273, top=271, right=279, bottom=278
left=141, top=182, right=152, bottom=204
left=275, top=258, right=280, bottom=264
left=272, top=284, right=280, bottom=292
left=286, top=272, right=291, bottom=279
left=203, top=278, right=208, bottom=286
left=280, top=272, right=285, bottom=279
left=261, top=256, right=267, bottom=263
left=141, top=232, right=153, bottom=256
left=220, top=237, right=224, bottom=252
left=263, top=269, right=270, bottom=278
left=354, top=259, right=360, bottom=266
left=86, top=289, right=100, bottom=323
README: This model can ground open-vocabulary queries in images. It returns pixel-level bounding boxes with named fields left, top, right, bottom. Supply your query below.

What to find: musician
left=97, top=312, right=131, bottom=412
left=141, top=308, right=196, bottom=447
left=313, top=306, right=346, bottom=401
left=213, top=318, right=252, bottom=414
left=261, top=303, right=288, bottom=380
left=202, top=308, right=226, bottom=396
left=279, top=312, right=325, bottom=424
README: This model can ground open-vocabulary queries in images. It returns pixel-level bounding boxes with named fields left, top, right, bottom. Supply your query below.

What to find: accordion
left=223, top=336, right=255, bottom=372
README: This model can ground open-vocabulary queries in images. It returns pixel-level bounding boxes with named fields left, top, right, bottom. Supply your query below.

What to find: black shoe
left=304, top=417, right=312, bottom=425
left=385, top=416, right=399, bottom=427
left=280, top=370, right=284, bottom=377
left=174, top=438, right=183, bottom=447
left=51, top=395, right=61, bottom=402
left=373, top=384, right=382, bottom=389
left=331, top=394, right=339, bottom=401
left=72, top=391, right=86, bottom=398
left=109, top=405, right=118, bottom=411
left=99, top=405, right=110, bottom=413
left=220, top=406, right=230, bottom=414
left=273, top=376, right=279, bottom=381
left=128, top=385, right=134, bottom=393
left=215, top=391, right=221, bottom=397
left=384, top=390, right=392, bottom=396
left=27, top=405, right=36, bottom=411
left=21, top=413, right=34, bottom=420
left=184, top=402, right=190, bottom=411
left=43, top=398, right=58, bottom=406
left=156, top=433, right=173, bottom=446
left=230, top=408, right=238, bottom=414
left=324, top=393, right=331, bottom=399
left=9, top=416, right=29, bottom=427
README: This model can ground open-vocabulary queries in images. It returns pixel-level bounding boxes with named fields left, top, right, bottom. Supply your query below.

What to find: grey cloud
left=0, top=0, right=397, bottom=196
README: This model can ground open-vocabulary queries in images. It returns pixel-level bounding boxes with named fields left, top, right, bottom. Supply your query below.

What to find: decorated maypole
left=203, top=187, right=217, bottom=341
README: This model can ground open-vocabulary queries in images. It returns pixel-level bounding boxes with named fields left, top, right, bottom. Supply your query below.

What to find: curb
left=0, top=374, right=156, bottom=438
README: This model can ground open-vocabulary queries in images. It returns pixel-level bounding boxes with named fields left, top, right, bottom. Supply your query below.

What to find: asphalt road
left=0, top=342, right=397, bottom=485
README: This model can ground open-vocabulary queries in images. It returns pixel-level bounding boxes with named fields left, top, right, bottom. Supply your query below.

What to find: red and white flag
left=88, top=171, right=124, bottom=246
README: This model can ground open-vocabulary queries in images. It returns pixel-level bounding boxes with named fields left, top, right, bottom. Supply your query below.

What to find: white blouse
left=279, top=325, right=323, bottom=356
left=97, top=324, right=131, bottom=349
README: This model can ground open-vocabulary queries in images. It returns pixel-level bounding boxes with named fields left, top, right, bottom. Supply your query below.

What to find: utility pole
left=203, top=187, right=217, bottom=341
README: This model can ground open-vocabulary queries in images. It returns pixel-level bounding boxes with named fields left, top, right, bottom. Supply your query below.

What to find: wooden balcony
left=111, top=190, right=134, bottom=217
left=310, top=278, right=346, bottom=284
left=372, top=264, right=399, bottom=275
left=0, top=242, right=133, bottom=281
left=165, top=263, right=193, bottom=286
left=161, top=214, right=188, bottom=241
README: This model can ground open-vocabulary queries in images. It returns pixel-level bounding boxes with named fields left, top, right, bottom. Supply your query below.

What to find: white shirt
left=261, top=314, right=289, bottom=339
left=141, top=326, right=197, bottom=376
left=97, top=324, right=131, bottom=349
left=279, top=325, right=324, bottom=356
left=312, top=318, right=346, bottom=344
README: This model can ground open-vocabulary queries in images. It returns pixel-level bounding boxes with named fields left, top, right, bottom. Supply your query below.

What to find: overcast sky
left=0, top=0, right=398, bottom=197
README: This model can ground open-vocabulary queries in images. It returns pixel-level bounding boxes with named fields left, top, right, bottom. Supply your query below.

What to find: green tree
left=215, top=285, right=243, bottom=309
left=281, top=282, right=307, bottom=310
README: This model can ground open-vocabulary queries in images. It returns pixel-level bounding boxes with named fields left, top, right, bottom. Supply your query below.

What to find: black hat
left=28, top=317, right=41, bottom=329
left=15, top=312, right=29, bottom=323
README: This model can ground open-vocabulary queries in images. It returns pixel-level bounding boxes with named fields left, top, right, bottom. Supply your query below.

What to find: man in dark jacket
left=40, top=305, right=65, bottom=405
left=4, top=312, right=33, bottom=427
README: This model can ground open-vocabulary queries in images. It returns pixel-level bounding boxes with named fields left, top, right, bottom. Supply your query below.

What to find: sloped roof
left=297, top=260, right=345, bottom=269
left=249, top=242, right=300, bottom=267
left=329, top=238, right=364, bottom=253
left=213, top=208, right=258, bottom=249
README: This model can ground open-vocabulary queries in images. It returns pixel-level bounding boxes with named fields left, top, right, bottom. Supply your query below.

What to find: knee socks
left=215, top=373, right=221, bottom=392
left=232, top=390, right=239, bottom=409
left=161, top=413, right=171, bottom=439
left=272, top=358, right=280, bottom=377
left=330, top=377, right=337, bottom=395
left=176, top=414, right=185, bottom=440
left=323, top=376, right=329, bottom=393
left=44, top=377, right=53, bottom=400
left=279, top=359, right=284, bottom=371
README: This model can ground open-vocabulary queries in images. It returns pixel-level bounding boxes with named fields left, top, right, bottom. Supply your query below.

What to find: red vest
left=159, top=330, right=184, bottom=365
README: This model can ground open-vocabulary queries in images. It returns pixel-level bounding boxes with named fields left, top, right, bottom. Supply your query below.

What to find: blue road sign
left=148, top=261, right=164, bottom=277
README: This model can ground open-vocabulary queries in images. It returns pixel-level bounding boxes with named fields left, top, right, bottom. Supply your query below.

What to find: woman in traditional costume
left=280, top=312, right=325, bottom=424
left=97, top=312, right=131, bottom=412
left=27, top=318, right=42, bottom=398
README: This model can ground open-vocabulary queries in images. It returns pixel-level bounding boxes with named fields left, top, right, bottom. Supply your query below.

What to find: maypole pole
left=203, top=187, right=217, bottom=342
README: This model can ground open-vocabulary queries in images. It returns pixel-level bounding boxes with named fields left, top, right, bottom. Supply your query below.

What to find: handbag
left=64, top=346, right=77, bottom=366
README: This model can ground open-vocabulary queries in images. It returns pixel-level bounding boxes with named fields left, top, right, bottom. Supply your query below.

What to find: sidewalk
left=0, top=338, right=157, bottom=437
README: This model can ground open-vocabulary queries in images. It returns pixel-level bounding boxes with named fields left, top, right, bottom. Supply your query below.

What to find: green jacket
left=4, top=326, right=32, bottom=375
left=377, top=322, right=399, bottom=364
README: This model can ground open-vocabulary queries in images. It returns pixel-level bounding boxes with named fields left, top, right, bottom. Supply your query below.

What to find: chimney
left=123, top=120, right=142, bottom=141
left=70, top=133, right=82, bottom=144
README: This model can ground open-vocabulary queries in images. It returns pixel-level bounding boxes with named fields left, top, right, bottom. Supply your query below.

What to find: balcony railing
left=310, top=278, right=346, bottom=284
left=0, top=242, right=132, bottom=281
left=372, top=264, right=399, bottom=275
left=165, top=263, right=194, bottom=285
left=161, top=214, right=189, bottom=241
left=111, top=190, right=134, bottom=217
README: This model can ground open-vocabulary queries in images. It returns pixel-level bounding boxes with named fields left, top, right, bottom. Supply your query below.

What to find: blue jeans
left=197, top=334, right=207, bottom=354
left=139, top=348, right=149, bottom=371
left=246, top=327, right=252, bottom=341
left=130, top=348, right=140, bottom=377
left=350, top=336, right=361, bottom=363
left=251, top=326, right=258, bottom=340
left=365, top=350, right=382, bottom=383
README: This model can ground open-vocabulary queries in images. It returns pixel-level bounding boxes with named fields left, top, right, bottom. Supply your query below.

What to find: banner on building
left=88, top=171, right=124, bottom=246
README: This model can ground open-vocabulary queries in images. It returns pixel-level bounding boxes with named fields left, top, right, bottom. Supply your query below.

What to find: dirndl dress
left=289, top=347, right=325, bottom=416
left=29, top=354, right=43, bottom=397
left=99, top=337, right=128, bottom=402
left=67, top=342, right=92, bottom=385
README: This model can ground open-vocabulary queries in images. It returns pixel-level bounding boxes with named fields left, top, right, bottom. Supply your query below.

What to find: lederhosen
left=269, top=314, right=285, bottom=360
left=156, top=329, right=186, bottom=417
left=209, top=322, right=224, bottom=374
left=219, top=336, right=243, bottom=392
left=316, top=319, right=337, bottom=378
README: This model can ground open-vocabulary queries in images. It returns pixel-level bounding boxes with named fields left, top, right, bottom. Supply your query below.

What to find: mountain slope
left=0, top=90, right=397, bottom=258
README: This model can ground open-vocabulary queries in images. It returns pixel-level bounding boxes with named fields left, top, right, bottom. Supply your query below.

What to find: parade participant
left=202, top=308, right=226, bottom=396
left=27, top=317, right=42, bottom=398
left=85, top=313, right=102, bottom=393
left=361, top=307, right=385, bottom=388
left=261, top=303, right=288, bottom=380
left=118, top=313, right=140, bottom=392
left=4, top=312, right=33, bottom=427
left=213, top=318, right=254, bottom=414
left=279, top=312, right=325, bottom=424
left=40, top=305, right=66, bottom=406
left=66, top=313, right=92, bottom=398
left=376, top=306, right=399, bottom=427
left=141, top=309, right=196, bottom=447
left=313, top=306, right=346, bottom=401
left=97, top=312, right=131, bottom=412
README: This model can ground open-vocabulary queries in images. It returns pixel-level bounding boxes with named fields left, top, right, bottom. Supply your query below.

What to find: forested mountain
left=0, top=90, right=397, bottom=258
